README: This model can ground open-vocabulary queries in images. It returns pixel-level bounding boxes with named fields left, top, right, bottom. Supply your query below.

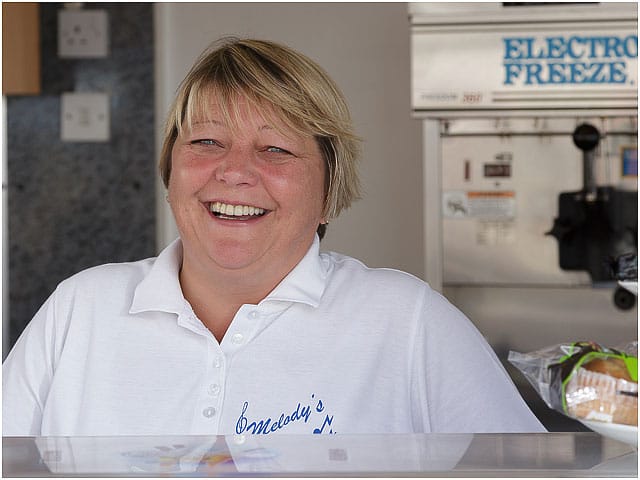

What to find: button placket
left=221, top=306, right=256, bottom=352
left=195, top=344, right=226, bottom=430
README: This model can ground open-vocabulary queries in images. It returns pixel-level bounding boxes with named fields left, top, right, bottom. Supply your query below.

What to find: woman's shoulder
left=56, top=255, right=158, bottom=296
left=320, top=250, right=430, bottom=294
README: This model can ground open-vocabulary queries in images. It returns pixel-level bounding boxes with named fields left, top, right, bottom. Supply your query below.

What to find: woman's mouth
left=209, top=201, right=268, bottom=220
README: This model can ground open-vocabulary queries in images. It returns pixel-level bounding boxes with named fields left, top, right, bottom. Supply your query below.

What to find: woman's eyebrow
left=192, top=119, right=224, bottom=127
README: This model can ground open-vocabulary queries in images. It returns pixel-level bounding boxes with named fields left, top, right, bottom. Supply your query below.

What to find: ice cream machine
left=410, top=2, right=637, bottom=357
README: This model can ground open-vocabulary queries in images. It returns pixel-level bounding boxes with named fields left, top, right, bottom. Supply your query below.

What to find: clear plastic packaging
left=509, top=341, right=638, bottom=426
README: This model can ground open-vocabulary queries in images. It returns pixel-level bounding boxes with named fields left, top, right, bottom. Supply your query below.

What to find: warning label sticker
left=443, top=190, right=516, bottom=219
left=468, top=191, right=516, bottom=218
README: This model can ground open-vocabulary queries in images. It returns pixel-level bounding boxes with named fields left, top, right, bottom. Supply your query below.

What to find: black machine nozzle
left=574, top=123, right=600, bottom=198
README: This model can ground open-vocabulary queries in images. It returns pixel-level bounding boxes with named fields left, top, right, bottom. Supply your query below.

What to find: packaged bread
left=558, top=351, right=637, bottom=425
left=509, top=341, right=638, bottom=426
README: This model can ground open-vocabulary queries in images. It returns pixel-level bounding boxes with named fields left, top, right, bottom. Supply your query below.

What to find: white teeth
left=210, top=201, right=265, bottom=217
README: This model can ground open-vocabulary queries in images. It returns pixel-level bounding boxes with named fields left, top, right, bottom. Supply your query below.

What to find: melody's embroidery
left=235, top=394, right=335, bottom=435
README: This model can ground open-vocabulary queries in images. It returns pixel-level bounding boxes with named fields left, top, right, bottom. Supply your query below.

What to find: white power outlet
left=58, top=9, right=109, bottom=58
left=61, top=92, right=110, bottom=142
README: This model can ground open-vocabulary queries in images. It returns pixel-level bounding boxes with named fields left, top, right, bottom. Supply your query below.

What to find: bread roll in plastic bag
left=509, top=341, right=637, bottom=426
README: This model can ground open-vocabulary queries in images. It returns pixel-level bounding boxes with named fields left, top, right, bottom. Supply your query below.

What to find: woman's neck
left=178, top=253, right=299, bottom=342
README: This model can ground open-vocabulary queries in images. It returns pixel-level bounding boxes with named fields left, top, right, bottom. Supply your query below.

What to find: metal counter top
left=3, top=432, right=637, bottom=477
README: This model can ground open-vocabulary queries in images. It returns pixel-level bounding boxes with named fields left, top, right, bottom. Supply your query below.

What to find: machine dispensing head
left=546, top=123, right=638, bottom=308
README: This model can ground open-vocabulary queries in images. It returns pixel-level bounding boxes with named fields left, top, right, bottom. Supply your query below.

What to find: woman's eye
left=265, top=146, right=291, bottom=154
left=191, top=139, right=220, bottom=147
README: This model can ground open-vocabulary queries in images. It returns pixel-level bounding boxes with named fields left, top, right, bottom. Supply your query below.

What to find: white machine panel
left=441, top=117, right=637, bottom=286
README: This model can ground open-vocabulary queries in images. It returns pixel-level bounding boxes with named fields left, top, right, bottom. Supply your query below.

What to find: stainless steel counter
left=3, top=433, right=637, bottom=477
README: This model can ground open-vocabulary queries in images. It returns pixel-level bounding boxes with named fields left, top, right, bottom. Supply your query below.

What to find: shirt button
left=208, top=384, right=221, bottom=396
left=213, top=356, right=223, bottom=368
left=231, top=333, right=244, bottom=344
left=202, top=407, right=216, bottom=418
left=248, top=310, right=259, bottom=319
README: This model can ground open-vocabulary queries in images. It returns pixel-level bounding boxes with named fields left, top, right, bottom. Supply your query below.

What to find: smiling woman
left=167, top=96, right=329, bottom=339
left=2, top=37, right=546, bottom=437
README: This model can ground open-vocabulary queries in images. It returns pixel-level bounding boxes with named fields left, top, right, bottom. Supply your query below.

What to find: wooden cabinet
left=3, top=3, right=41, bottom=95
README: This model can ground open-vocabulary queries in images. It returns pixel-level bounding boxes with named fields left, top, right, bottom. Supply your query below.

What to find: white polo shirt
left=2, top=237, right=545, bottom=436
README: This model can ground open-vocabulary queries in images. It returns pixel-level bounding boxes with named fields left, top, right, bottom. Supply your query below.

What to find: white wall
left=153, top=2, right=425, bottom=279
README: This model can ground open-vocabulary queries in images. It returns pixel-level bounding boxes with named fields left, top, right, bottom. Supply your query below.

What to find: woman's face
left=168, top=97, right=326, bottom=281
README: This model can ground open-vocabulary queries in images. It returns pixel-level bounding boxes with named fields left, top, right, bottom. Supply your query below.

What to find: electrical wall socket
left=61, top=92, right=110, bottom=142
left=58, top=9, right=109, bottom=58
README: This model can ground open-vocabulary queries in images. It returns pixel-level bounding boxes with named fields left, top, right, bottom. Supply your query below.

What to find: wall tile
left=7, top=3, right=156, bottom=349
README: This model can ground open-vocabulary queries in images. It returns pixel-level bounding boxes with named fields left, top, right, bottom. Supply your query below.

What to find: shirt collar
left=261, top=234, right=328, bottom=308
left=129, top=235, right=328, bottom=315
left=130, top=238, right=186, bottom=315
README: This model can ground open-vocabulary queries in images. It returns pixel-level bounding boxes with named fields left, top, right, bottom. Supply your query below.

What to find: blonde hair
left=159, top=37, right=361, bottom=228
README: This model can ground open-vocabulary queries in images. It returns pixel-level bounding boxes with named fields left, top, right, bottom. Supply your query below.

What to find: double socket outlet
left=58, top=9, right=110, bottom=142
left=58, top=9, right=108, bottom=58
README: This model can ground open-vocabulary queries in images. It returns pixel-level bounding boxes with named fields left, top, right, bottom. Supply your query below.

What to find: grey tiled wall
left=6, top=3, right=156, bottom=350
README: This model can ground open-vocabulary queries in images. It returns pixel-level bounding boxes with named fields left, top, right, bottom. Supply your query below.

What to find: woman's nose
left=213, top=149, right=258, bottom=186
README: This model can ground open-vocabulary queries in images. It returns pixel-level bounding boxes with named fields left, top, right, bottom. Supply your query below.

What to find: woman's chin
left=205, top=243, right=268, bottom=272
